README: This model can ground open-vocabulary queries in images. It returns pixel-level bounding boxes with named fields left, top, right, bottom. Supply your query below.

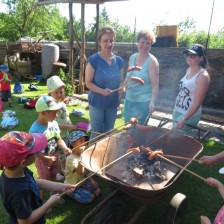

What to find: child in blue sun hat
left=64, top=130, right=101, bottom=203
left=0, top=64, right=13, bottom=107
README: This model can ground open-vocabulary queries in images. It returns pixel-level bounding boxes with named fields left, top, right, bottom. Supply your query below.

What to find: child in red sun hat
left=0, top=131, right=75, bottom=224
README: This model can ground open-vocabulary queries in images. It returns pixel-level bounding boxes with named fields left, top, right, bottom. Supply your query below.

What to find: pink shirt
left=214, top=205, right=224, bottom=224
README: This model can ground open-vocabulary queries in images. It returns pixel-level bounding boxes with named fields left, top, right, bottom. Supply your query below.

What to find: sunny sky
left=0, top=0, right=223, bottom=34
left=58, top=0, right=223, bottom=34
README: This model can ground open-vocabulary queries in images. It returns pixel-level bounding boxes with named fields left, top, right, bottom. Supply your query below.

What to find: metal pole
left=206, top=0, right=215, bottom=49
left=132, top=17, right=136, bottom=54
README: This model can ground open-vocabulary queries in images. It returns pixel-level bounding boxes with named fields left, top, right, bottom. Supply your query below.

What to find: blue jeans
left=124, top=99, right=150, bottom=125
left=172, top=109, right=201, bottom=136
left=89, top=105, right=117, bottom=141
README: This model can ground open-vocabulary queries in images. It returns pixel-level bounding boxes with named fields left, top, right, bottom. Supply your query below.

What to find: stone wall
left=3, top=41, right=224, bottom=117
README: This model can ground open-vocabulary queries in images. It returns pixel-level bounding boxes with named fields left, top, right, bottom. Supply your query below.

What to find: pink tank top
left=214, top=205, right=224, bottom=224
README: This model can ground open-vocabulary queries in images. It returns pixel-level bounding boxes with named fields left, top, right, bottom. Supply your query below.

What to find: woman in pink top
left=172, top=44, right=210, bottom=136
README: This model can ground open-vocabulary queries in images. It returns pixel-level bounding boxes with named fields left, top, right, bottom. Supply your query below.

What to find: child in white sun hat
left=47, top=75, right=77, bottom=181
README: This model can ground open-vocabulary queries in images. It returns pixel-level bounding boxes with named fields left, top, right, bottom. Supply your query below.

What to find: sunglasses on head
left=184, top=53, right=198, bottom=59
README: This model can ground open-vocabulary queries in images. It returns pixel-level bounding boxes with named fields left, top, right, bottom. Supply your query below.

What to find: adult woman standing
left=124, top=30, right=159, bottom=125
left=85, top=25, right=124, bottom=140
left=172, top=44, right=210, bottom=136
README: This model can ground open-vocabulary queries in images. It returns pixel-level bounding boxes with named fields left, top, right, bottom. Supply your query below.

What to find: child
left=0, top=131, right=75, bottom=224
left=64, top=130, right=101, bottom=203
left=0, top=64, right=13, bottom=107
left=29, top=95, right=72, bottom=200
left=200, top=177, right=224, bottom=224
left=47, top=75, right=76, bottom=181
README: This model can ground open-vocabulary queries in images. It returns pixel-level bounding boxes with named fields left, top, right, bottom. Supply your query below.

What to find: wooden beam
left=36, top=0, right=128, bottom=6
left=95, top=4, right=99, bottom=51
left=77, top=3, right=85, bottom=94
left=36, top=0, right=104, bottom=6
left=69, top=3, right=74, bottom=91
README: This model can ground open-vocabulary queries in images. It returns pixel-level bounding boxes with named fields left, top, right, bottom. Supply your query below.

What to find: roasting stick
left=71, top=116, right=141, bottom=155
left=59, top=150, right=136, bottom=197
left=162, top=154, right=200, bottom=162
left=148, top=149, right=205, bottom=181
left=111, top=76, right=144, bottom=93
left=76, top=127, right=122, bottom=140
left=110, top=65, right=142, bottom=93
left=86, top=117, right=142, bottom=150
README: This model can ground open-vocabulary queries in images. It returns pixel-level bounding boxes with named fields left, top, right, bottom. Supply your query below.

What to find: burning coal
left=121, top=152, right=167, bottom=184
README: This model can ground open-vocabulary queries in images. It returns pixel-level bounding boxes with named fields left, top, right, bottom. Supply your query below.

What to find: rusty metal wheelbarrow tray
left=81, top=126, right=203, bottom=205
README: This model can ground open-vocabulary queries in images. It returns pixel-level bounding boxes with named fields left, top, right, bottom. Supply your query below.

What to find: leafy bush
left=57, top=69, right=74, bottom=96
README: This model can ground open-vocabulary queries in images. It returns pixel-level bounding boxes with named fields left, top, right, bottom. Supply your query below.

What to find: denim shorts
left=89, top=105, right=117, bottom=141
left=172, top=109, right=201, bottom=136
left=1, top=90, right=12, bottom=101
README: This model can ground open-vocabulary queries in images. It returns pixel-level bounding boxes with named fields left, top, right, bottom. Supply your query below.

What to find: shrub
left=57, top=68, right=74, bottom=96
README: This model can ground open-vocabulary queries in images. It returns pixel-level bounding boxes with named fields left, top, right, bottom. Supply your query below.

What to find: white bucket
left=41, top=44, right=59, bottom=78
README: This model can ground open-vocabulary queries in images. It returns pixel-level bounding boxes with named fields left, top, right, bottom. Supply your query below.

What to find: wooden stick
left=163, top=154, right=200, bottom=162
left=59, top=150, right=133, bottom=197
left=110, top=80, right=137, bottom=93
left=75, top=115, right=142, bottom=152
left=147, top=149, right=205, bottom=181
left=77, top=127, right=124, bottom=141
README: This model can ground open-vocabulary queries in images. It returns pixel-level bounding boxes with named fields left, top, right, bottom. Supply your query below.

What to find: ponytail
left=199, top=56, right=207, bottom=69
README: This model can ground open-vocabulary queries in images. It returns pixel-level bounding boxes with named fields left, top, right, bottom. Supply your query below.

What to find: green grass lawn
left=0, top=80, right=224, bottom=223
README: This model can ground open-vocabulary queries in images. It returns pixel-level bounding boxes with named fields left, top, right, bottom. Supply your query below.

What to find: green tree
left=85, top=7, right=134, bottom=43
left=178, top=17, right=196, bottom=36
left=0, top=0, right=69, bottom=41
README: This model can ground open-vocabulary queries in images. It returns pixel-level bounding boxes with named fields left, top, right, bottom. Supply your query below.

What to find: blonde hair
left=98, top=25, right=116, bottom=42
left=136, top=30, right=156, bottom=44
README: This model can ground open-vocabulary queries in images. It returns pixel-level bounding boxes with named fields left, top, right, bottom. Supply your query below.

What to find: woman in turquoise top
left=124, top=30, right=159, bottom=125
left=85, top=25, right=124, bottom=141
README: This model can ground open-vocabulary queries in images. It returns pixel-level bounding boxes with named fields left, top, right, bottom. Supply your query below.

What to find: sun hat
left=68, top=130, right=89, bottom=147
left=183, top=44, right=206, bottom=56
left=0, top=131, right=48, bottom=168
left=35, top=95, right=63, bottom=112
left=47, top=75, right=65, bottom=94
left=0, top=64, right=9, bottom=72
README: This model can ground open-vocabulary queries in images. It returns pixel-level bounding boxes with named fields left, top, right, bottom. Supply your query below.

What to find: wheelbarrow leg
left=81, top=189, right=118, bottom=224
left=127, top=204, right=148, bottom=224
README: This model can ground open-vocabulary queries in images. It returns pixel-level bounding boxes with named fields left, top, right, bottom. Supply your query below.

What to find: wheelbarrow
left=80, top=126, right=203, bottom=224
